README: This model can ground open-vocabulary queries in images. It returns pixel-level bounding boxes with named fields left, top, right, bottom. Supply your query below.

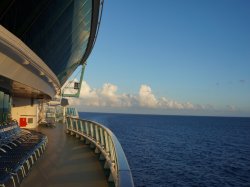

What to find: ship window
left=3, top=94, right=9, bottom=112
left=0, top=0, right=95, bottom=85
left=74, top=82, right=80, bottom=89
left=3, top=94, right=10, bottom=121
left=28, top=118, right=33, bottom=124
left=0, top=92, right=11, bottom=122
left=0, top=91, right=4, bottom=122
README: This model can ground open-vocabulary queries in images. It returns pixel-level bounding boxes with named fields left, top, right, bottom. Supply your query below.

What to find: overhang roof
left=0, top=0, right=103, bottom=86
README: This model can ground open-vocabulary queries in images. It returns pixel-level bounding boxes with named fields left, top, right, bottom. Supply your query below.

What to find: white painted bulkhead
left=0, top=25, right=61, bottom=128
left=11, top=97, right=39, bottom=129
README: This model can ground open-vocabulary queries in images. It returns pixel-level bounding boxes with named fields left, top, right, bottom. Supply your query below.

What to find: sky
left=68, top=0, right=250, bottom=117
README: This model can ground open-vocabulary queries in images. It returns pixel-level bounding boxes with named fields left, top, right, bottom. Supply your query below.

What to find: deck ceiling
left=0, top=75, right=50, bottom=99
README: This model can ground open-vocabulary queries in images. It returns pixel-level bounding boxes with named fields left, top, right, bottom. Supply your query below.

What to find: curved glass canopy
left=0, top=0, right=101, bottom=86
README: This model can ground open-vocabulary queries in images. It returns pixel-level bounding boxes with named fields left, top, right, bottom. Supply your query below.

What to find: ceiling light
left=23, top=60, right=30, bottom=65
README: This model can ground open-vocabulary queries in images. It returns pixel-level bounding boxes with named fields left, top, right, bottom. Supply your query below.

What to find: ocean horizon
left=79, top=111, right=250, bottom=119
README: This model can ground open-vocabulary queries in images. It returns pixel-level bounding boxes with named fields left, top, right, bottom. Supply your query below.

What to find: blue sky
left=70, top=0, right=250, bottom=117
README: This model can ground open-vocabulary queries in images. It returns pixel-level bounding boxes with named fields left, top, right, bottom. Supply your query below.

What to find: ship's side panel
left=0, top=0, right=99, bottom=85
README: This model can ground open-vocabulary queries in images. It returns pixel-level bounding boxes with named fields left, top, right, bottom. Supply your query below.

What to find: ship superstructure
left=0, top=0, right=101, bottom=127
left=0, top=1, right=134, bottom=186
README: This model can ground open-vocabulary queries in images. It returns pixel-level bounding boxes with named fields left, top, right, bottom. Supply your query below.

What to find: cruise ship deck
left=0, top=1, right=134, bottom=186
left=21, top=124, right=109, bottom=187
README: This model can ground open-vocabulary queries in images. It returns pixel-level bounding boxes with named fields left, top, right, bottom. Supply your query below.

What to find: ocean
left=79, top=112, right=250, bottom=187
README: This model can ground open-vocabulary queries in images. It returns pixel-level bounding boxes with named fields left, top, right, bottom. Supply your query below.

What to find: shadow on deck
left=21, top=123, right=109, bottom=187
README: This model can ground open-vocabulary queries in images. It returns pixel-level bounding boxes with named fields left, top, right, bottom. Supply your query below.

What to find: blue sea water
left=79, top=112, right=250, bottom=187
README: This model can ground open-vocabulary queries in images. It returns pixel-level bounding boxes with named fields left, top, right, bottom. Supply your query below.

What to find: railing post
left=82, top=120, right=86, bottom=134
left=109, top=136, right=115, bottom=164
left=104, top=131, right=110, bottom=154
left=70, top=118, right=74, bottom=135
left=80, top=120, right=85, bottom=141
left=74, top=119, right=77, bottom=130
left=100, top=128, right=104, bottom=148
left=79, top=120, right=83, bottom=134
left=68, top=118, right=71, bottom=129
left=75, top=119, right=80, bottom=138
left=66, top=117, right=68, bottom=129
left=95, top=125, right=100, bottom=143
left=69, top=118, right=73, bottom=130
left=89, top=123, right=96, bottom=148
left=90, top=122, right=94, bottom=138
left=90, top=123, right=94, bottom=139
left=76, top=119, right=79, bottom=131
left=72, top=119, right=75, bottom=130
left=79, top=120, right=82, bottom=132
left=66, top=117, right=69, bottom=131
left=85, top=121, right=89, bottom=136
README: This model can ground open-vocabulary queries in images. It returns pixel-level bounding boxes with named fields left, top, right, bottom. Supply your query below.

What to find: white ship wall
left=12, top=97, right=39, bottom=128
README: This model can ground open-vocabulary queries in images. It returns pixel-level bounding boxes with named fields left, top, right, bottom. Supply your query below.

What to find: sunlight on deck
left=21, top=124, right=108, bottom=187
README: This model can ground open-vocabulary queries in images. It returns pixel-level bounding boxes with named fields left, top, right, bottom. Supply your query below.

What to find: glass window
left=3, top=94, right=9, bottom=112
left=3, top=94, right=9, bottom=121
left=1, top=0, right=94, bottom=85
left=28, top=118, right=33, bottom=124
left=0, top=91, right=4, bottom=122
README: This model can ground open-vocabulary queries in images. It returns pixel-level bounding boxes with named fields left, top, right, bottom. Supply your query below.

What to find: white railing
left=66, top=117, right=134, bottom=187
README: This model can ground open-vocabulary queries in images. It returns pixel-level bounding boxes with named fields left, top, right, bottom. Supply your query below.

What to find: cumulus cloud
left=137, top=85, right=200, bottom=110
left=139, top=85, right=158, bottom=107
left=64, top=81, right=134, bottom=108
left=64, top=81, right=214, bottom=111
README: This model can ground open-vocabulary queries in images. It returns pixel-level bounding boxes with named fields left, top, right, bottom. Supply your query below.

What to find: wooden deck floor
left=21, top=123, right=108, bottom=187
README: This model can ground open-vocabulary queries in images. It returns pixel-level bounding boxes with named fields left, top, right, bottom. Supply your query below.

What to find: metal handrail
left=66, top=116, right=134, bottom=187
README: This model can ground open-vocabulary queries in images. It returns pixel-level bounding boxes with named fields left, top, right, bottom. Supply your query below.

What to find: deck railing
left=66, top=117, right=134, bottom=187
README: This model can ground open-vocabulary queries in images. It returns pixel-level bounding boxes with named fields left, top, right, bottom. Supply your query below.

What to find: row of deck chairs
left=0, top=121, right=48, bottom=187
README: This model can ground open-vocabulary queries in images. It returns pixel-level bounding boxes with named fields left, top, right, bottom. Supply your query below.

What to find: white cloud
left=138, top=85, right=197, bottom=110
left=100, top=83, right=119, bottom=107
left=139, top=85, right=158, bottom=108
left=64, top=81, right=212, bottom=112
left=64, top=81, right=133, bottom=108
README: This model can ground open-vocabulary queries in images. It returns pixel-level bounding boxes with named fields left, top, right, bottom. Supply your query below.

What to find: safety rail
left=66, top=116, right=134, bottom=187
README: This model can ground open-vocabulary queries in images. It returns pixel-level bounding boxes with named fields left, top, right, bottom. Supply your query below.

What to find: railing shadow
left=66, top=116, right=134, bottom=187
